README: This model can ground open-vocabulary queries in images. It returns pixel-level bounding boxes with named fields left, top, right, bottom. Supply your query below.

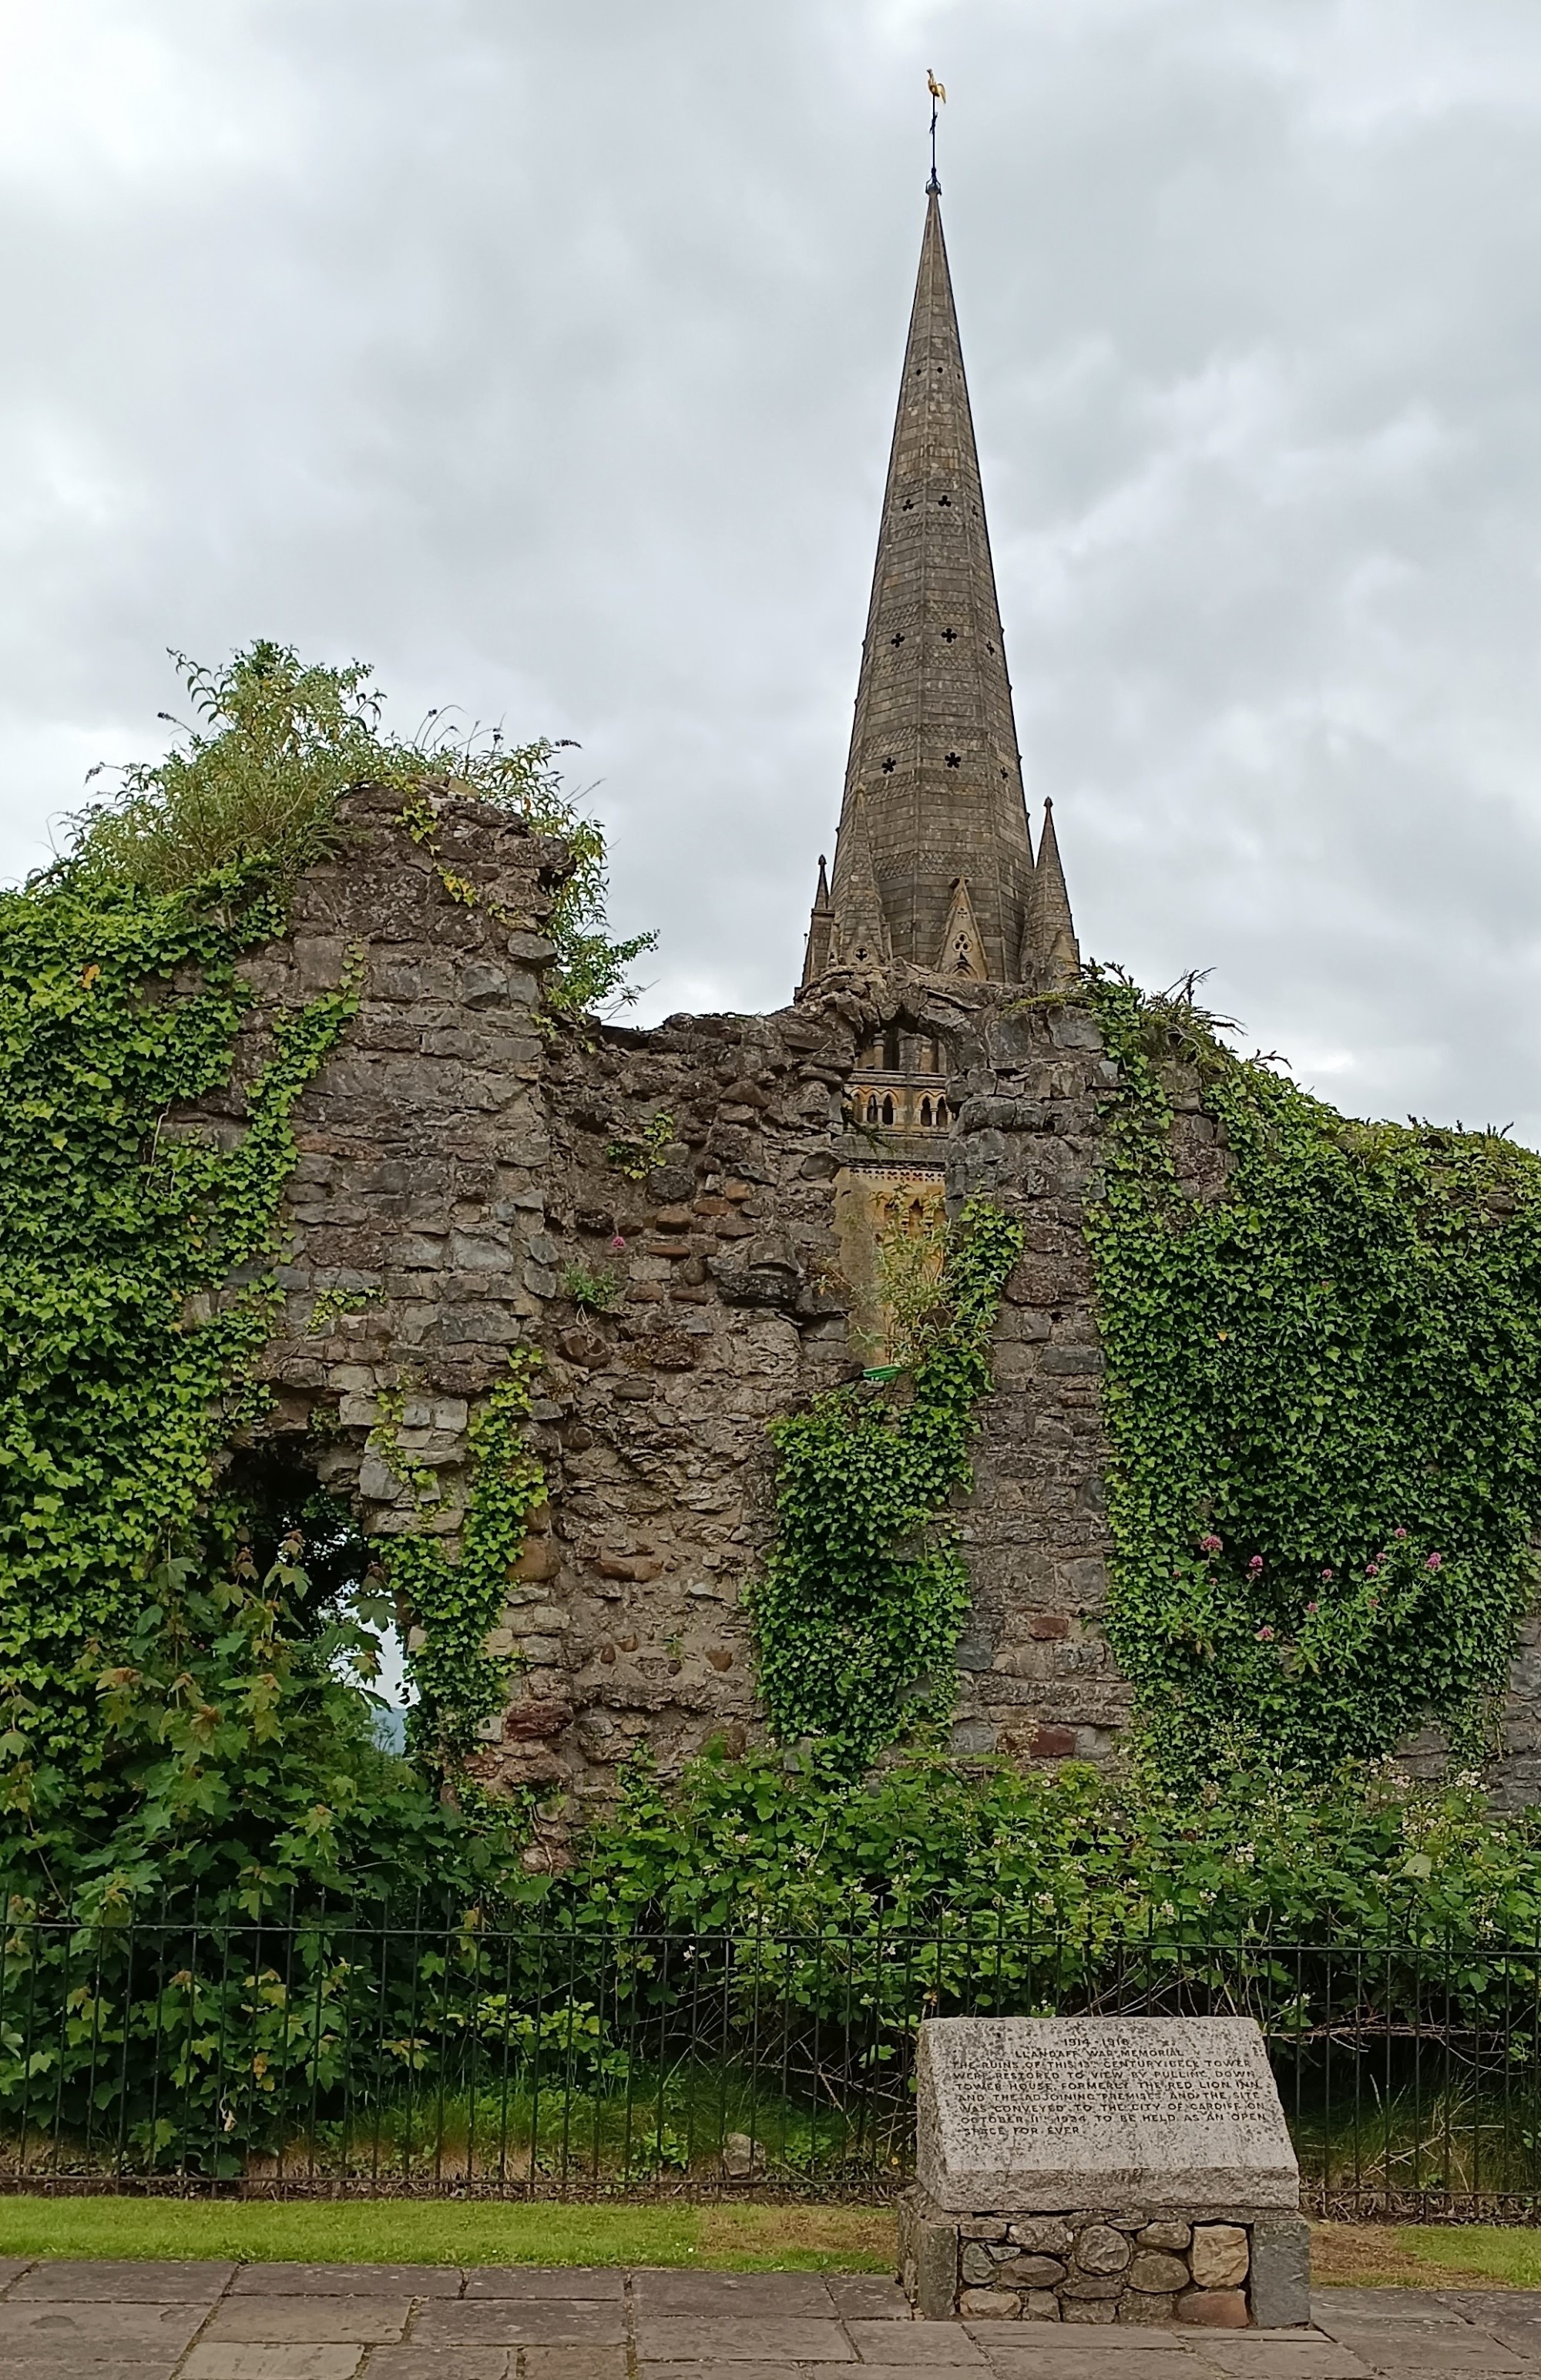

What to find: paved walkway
left=2, top=2263, right=1540, bottom=2380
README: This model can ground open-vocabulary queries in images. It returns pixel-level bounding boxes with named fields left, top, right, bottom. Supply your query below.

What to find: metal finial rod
left=926, top=69, right=946, bottom=193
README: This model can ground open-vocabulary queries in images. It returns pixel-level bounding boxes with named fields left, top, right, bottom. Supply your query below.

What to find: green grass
left=1396, top=2226, right=1541, bottom=2287
left=0, top=2195, right=895, bottom=2271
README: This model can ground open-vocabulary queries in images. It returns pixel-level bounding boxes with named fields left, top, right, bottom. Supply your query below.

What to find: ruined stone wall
left=176, top=791, right=1541, bottom=1818
left=174, top=794, right=1133, bottom=1831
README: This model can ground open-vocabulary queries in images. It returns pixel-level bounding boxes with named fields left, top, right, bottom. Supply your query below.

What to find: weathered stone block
left=1190, top=2224, right=1249, bottom=2291
left=1248, top=2213, right=1311, bottom=2329
left=1127, top=2251, right=1188, bottom=2294
left=1073, top=2226, right=1131, bottom=2275
left=1176, top=2288, right=1248, bottom=2328
left=917, top=2017, right=1299, bottom=2214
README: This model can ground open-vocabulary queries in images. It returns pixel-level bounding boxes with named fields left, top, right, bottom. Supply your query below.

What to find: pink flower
left=1365, top=1563, right=1380, bottom=1578
left=1305, top=1601, right=1319, bottom=1614
left=1247, top=1554, right=1264, bottom=1575
left=1426, top=1552, right=1442, bottom=1571
left=1199, top=1532, right=1222, bottom=1555
left=1320, top=1568, right=1334, bottom=1583
left=1256, top=1625, right=1275, bottom=1641
left=1394, top=1528, right=1408, bottom=1542
left=609, top=1234, right=626, bottom=1252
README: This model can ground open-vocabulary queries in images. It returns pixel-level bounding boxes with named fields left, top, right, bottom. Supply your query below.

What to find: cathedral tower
left=801, top=183, right=1075, bottom=993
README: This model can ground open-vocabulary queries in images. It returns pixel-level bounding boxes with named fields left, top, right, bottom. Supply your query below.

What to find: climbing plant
left=749, top=1200, right=1025, bottom=1767
left=0, top=640, right=624, bottom=1851
left=0, top=859, right=360, bottom=1791
left=375, top=1354, right=549, bottom=1777
left=1083, top=970, right=1541, bottom=1784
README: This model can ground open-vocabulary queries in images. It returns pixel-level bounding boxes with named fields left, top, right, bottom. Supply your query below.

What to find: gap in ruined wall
left=219, top=1434, right=373, bottom=1620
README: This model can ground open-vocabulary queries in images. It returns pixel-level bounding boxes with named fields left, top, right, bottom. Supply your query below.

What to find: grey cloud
left=5, top=1, right=1541, bottom=1134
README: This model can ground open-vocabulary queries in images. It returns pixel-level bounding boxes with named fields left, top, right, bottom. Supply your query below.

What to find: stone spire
left=811, top=186, right=1035, bottom=984
left=1020, top=797, right=1080, bottom=987
left=827, top=792, right=891, bottom=968
left=800, top=854, right=834, bottom=986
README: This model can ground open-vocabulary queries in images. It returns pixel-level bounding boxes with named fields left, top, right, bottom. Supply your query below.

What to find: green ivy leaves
left=1083, top=973, right=1541, bottom=1783
left=0, top=864, right=358, bottom=1779
left=381, top=1352, right=548, bottom=1775
left=748, top=1200, right=1025, bottom=1767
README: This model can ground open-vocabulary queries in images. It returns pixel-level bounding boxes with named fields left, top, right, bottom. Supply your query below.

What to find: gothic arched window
left=865, top=1096, right=879, bottom=1125
left=881, top=1096, right=895, bottom=1126
left=920, top=1099, right=932, bottom=1127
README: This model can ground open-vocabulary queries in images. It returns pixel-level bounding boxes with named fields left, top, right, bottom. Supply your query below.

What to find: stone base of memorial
left=899, top=2016, right=1311, bottom=2331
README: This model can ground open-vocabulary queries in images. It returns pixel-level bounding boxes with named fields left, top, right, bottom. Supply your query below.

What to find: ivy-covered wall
left=156, top=794, right=1541, bottom=1825
left=176, top=804, right=1140, bottom=1840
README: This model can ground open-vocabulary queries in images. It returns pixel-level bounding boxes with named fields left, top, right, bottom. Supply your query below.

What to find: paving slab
left=828, top=2278, right=912, bottom=2321
left=520, top=2349, right=631, bottom=2380
left=183, top=2349, right=366, bottom=2380
left=0, top=2256, right=38, bottom=2292
left=972, top=2331, right=1193, bottom=2355
left=1187, top=2343, right=1372, bottom=2378
left=857, top=2366, right=1093, bottom=2380
left=631, top=2272, right=836, bottom=2317
left=411, top=2300, right=627, bottom=2348
left=0, top=2301, right=209, bottom=2348
left=952, top=2351, right=1200, bottom=2380
left=850, top=2320, right=985, bottom=2363
left=12, top=2262, right=234, bottom=2301
left=230, top=2268, right=462, bottom=2299
left=1319, top=2324, right=1534, bottom=2373
left=634, top=2365, right=814, bottom=2380
left=202, top=2301, right=411, bottom=2346
left=1311, top=2292, right=1468, bottom=2328
left=464, top=2269, right=626, bottom=2301
left=359, top=2352, right=511, bottom=2380
left=635, top=2316, right=857, bottom=2363
left=2, top=2360, right=186, bottom=2380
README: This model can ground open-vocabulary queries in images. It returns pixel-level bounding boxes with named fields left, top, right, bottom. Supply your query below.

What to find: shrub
left=67, top=640, right=655, bottom=1015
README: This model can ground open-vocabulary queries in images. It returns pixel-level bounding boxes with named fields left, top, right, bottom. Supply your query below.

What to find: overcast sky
left=5, top=2, right=1541, bottom=1135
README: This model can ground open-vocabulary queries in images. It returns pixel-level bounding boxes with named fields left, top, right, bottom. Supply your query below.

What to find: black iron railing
left=3, top=1903, right=1539, bottom=2215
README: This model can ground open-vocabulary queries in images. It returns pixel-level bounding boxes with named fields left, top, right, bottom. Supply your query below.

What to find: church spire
left=804, top=185, right=1034, bottom=986
left=1021, top=797, right=1080, bottom=987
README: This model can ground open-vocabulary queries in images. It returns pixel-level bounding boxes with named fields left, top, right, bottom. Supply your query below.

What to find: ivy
left=380, top=1353, right=548, bottom=1775
left=748, top=1200, right=1025, bottom=1767
left=1083, top=972, right=1541, bottom=1784
left=0, top=863, right=360, bottom=1781
left=606, top=1112, right=676, bottom=1181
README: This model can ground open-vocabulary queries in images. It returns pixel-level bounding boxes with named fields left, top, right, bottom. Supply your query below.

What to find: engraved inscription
left=945, top=2031, right=1253, bottom=2144
left=917, top=2017, right=1302, bottom=2214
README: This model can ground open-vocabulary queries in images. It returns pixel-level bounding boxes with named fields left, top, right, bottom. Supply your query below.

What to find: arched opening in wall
left=866, top=1095, right=880, bottom=1124
left=920, top=1098, right=932, bottom=1126
left=881, top=1095, right=895, bottom=1126
left=935, top=1098, right=948, bottom=1126
left=217, top=1438, right=411, bottom=1746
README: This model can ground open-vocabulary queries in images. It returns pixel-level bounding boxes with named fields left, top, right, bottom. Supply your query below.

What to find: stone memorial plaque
left=917, top=2016, right=1299, bottom=2214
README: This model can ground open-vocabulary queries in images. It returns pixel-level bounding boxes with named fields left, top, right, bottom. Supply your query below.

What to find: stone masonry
left=174, top=787, right=1146, bottom=1841
left=176, top=785, right=1541, bottom=1822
